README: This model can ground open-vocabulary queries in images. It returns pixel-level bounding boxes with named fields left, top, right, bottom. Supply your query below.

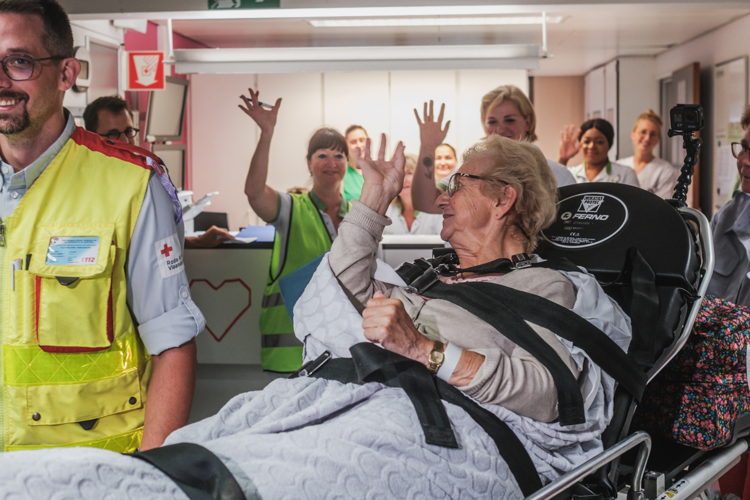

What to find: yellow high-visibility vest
left=259, top=193, right=337, bottom=372
left=0, top=128, right=155, bottom=452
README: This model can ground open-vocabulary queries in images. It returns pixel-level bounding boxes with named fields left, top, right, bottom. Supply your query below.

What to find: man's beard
left=0, top=110, right=31, bottom=134
left=0, top=91, right=31, bottom=134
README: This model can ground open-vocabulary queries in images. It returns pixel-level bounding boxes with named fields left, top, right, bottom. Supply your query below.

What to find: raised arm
left=329, top=135, right=406, bottom=303
left=358, top=134, right=407, bottom=215
left=238, top=88, right=282, bottom=222
left=557, top=124, right=581, bottom=166
left=412, top=101, right=450, bottom=214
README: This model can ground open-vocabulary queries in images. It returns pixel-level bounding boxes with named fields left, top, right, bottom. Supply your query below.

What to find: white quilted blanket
left=0, top=257, right=630, bottom=500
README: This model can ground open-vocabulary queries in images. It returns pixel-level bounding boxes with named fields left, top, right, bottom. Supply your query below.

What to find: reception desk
left=185, top=242, right=271, bottom=364
left=185, top=234, right=445, bottom=365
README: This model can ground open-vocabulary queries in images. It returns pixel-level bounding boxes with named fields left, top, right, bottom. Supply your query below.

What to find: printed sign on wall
left=127, top=51, right=165, bottom=91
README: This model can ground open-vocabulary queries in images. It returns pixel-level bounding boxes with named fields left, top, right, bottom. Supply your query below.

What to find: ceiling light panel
left=309, top=16, right=564, bottom=28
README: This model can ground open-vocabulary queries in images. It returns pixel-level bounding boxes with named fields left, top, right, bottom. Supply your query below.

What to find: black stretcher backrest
left=536, top=183, right=702, bottom=449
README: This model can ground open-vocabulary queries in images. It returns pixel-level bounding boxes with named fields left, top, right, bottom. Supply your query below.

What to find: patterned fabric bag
left=633, top=295, right=750, bottom=450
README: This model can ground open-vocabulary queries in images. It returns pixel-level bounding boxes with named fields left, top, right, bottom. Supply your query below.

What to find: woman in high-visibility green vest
left=239, top=88, right=351, bottom=372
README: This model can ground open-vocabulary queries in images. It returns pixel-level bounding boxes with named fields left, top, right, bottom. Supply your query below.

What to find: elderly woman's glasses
left=446, top=172, right=506, bottom=197
left=1, top=54, right=66, bottom=81
left=731, top=142, right=750, bottom=159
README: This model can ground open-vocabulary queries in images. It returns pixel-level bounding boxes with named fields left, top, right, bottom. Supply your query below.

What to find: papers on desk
left=225, top=235, right=257, bottom=244
left=187, top=226, right=275, bottom=245
left=236, top=225, right=276, bottom=243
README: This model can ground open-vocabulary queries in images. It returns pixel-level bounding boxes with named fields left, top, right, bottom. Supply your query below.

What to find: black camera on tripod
left=669, top=104, right=704, bottom=135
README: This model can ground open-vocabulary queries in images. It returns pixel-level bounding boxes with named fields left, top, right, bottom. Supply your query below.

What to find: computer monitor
left=151, top=143, right=185, bottom=190
left=145, top=76, right=188, bottom=142
left=194, top=212, right=229, bottom=231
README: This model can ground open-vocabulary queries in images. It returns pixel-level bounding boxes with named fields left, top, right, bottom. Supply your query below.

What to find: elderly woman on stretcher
left=0, top=135, right=634, bottom=500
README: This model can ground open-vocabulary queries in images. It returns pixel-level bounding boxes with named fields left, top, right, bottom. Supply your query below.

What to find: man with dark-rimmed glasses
left=83, top=95, right=140, bottom=145
left=707, top=105, right=750, bottom=307
left=0, top=0, right=204, bottom=453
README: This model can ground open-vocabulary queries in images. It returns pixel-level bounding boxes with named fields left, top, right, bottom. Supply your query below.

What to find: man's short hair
left=0, top=0, right=74, bottom=58
left=83, top=96, right=131, bottom=132
left=742, top=106, right=750, bottom=130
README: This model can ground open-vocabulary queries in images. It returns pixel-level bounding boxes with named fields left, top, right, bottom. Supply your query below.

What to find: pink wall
left=532, top=76, right=585, bottom=164
left=123, top=22, right=208, bottom=189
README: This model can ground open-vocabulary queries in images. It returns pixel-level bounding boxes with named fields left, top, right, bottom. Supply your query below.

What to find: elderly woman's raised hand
left=558, top=124, right=581, bottom=165
left=414, top=100, right=451, bottom=149
left=357, top=134, right=406, bottom=214
left=238, top=88, right=281, bottom=134
left=363, top=291, right=433, bottom=365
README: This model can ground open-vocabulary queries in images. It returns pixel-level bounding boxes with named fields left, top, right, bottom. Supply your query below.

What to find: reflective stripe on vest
left=259, top=193, right=334, bottom=372
left=0, top=128, right=152, bottom=452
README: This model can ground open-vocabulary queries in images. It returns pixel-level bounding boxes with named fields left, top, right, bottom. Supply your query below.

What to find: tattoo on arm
left=422, top=157, right=434, bottom=179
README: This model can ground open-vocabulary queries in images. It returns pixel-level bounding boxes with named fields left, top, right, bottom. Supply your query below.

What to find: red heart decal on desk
left=189, top=278, right=252, bottom=342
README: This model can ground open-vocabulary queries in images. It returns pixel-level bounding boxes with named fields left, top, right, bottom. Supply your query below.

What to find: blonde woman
left=412, top=86, right=575, bottom=213
left=618, top=109, right=679, bottom=199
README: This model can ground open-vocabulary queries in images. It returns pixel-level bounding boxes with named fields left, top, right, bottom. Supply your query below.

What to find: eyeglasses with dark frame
left=731, top=142, right=750, bottom=159
left=100, top=127, right=140, bottom=141
left=446, top=172, right=507, bottom=197
left=0, top=54, right=66, bottom=82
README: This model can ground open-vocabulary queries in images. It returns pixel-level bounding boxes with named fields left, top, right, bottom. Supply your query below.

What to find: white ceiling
left=66, top=1, right=750, bottom=76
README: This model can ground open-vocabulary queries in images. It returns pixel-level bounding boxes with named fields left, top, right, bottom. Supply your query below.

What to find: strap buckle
left=292, top=351, right=332, bottom=378
left=408, top=267, right=441, bottom=294
left=511, top=253, right=533, bottom=269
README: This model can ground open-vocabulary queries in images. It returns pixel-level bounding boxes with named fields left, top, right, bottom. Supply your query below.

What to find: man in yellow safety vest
left=0, top=0, right=204, bottom=452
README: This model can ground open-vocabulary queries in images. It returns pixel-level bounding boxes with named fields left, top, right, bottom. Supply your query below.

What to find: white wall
left=655, top=13, right=750, bottom=211
left=64, top=21, right=124, bottom=119
left=655, top=13, right=750, bottom=88
left=189, top=69, right=528, bottom=229
left=617, top=57, right=659, bottom=159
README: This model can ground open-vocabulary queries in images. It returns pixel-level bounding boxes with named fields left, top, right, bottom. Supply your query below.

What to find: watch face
left=429, top=350, right=445, bottom=364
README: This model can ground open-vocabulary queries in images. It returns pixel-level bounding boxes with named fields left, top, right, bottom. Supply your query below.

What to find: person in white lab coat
left=384, top=153, right=444, bottom=235
left=558, top=118, right=640, bottom=187
left=618, top=109, right=680, bottom=199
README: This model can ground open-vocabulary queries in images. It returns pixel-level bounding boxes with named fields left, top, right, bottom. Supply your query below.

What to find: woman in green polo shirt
left=239, top=88, right=350, bottom=372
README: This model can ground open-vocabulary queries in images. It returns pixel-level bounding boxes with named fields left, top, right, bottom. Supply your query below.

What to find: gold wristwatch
left=427, top=341, right=446, bottom=374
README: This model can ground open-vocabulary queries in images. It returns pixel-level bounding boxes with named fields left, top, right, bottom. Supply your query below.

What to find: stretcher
left=532, top=181, right=747, bottom=499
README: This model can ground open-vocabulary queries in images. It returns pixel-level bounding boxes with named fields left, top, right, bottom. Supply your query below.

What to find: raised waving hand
left=357, top=133, right=406, bottom=215
left=558, top=124, right=581, bottom=166
left=239, top=88, right=283, bottom=222
left=238, top=88, right=281, bottom=134
left=412, top=100, right=450, bottom=214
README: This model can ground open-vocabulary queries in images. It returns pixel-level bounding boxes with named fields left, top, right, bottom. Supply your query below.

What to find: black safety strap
left=353, top=342, right=459, bottom=447
left=422, top=281, right=586, bottom=425
left=130, top=443, right=247, bottom=500
left=462, top=281, right=646, bottom=402
left=300, top=343, right=543, bottom=497
left=611, top=247, right=663, bottom=372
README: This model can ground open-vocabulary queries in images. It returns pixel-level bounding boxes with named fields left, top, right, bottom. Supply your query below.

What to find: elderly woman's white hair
left=462, top=135, right=558, bottom=252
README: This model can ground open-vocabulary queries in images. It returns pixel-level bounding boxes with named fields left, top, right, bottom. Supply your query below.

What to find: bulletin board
left=712, top=56, right=748, bottom=214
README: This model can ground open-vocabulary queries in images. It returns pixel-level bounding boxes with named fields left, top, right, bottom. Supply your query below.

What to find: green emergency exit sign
left=208, top=0, right=280, bottom=9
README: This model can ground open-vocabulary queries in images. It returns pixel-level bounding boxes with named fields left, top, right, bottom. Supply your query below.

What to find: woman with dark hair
left=239, top=88, right=350, bottom=372
left=558, top=118, right=639, bottom=186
